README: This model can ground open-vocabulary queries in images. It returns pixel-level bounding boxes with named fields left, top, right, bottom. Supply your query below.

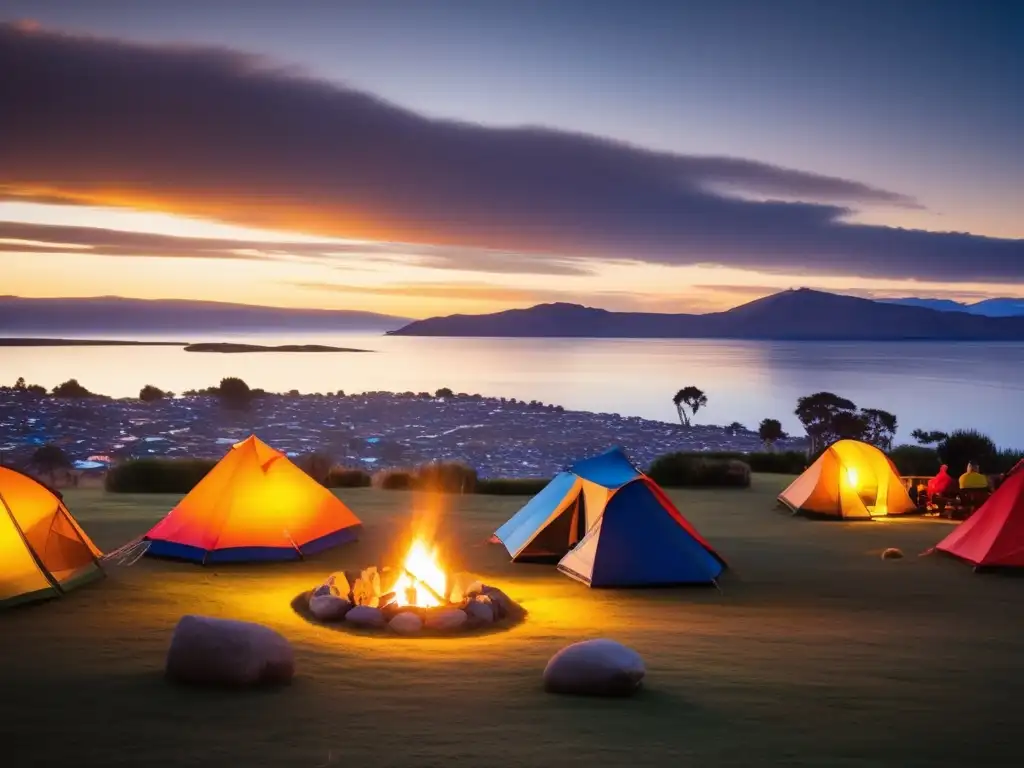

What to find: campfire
left=390, top=539, right=447, bottom=608
left=304, top=536, right=526, bottom=635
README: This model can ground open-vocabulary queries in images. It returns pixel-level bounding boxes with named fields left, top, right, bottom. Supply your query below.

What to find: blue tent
left=493, top=447, right=726, bottom=587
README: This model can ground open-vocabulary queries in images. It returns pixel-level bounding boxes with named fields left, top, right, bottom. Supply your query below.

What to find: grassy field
left=2, top=474, right=1022, bottom=767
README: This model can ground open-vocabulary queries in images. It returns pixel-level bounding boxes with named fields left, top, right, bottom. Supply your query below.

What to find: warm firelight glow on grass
left=391, top=539, right=448, bottom=608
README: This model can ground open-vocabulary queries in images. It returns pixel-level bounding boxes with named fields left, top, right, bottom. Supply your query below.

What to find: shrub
left=296, top=451, right=333, bottom=485
left=647, top=453, right=751, bottom=488
left=888, top=445, right=940, bottom=476
left=994, top=448, right=1024, bottom=475
left=325, top=467, right=372, bottom=488
left=659, top=450, right=805, bottom=475
left=414, top=461, right=478, bottom=493
left=476, top=478, right=552, bottom=495
left=938, top=429, right=998, bottom=476
left=372, top=468, right=416, bottom=490
left=370, top=461, right=478, bottom=493
left=105, top=458, right=217, bottom=493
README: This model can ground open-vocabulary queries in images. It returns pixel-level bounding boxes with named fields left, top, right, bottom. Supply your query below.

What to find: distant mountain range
left=882, top=297, right=1024, bottom=317
left=0, top=296, right=409, bottom=335
left=389, top=289, right=1024, bottom=340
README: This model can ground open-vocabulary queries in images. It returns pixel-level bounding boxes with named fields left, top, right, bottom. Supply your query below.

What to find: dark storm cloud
left=1, top=23, right=1021, bottom=282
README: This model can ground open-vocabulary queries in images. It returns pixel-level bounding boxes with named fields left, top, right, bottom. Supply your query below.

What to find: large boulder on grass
left=165, top=615, right=295, bottom=687
left=543, top=639, right=645, bottom=697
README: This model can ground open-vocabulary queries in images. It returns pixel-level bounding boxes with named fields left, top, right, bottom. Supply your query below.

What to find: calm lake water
left=4, top=334, right=1024, bottom=449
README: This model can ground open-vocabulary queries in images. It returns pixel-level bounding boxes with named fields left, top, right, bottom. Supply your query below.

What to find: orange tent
left=143, top=435, right=362, bottom=564
left=934, top=469, right=1024, bottom=569
left=0, top=467, right=104, bottom=608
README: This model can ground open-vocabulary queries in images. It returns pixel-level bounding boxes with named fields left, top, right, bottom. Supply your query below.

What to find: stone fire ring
left=292, top=569, right=527, bottom=638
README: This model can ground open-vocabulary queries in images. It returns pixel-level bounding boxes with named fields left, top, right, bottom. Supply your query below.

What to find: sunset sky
left=2, top=0, right=1022, bottom=319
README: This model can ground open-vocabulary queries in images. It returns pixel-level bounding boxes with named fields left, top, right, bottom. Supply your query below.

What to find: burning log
left=404, top=567, right=447, bottom=606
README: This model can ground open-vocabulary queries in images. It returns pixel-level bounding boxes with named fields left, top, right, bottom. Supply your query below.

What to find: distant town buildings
left=0, top=391, right=806, bottom=477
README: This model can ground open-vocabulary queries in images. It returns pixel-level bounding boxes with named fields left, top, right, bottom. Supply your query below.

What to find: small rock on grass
left=543, top=639, right=645, bottom=697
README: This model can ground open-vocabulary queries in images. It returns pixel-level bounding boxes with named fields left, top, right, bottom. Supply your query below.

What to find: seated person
left=959, top=463, right=989, bottom=490
left=927, top=465, right=957, bottom=502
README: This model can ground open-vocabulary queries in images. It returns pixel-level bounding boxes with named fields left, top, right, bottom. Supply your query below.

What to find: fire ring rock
left=345, top=605, right=387, bottom=629
left=424, top=607, right=468, bottom=632
left=389, top=612, right=424, bottom=635
left=308, top=594, right=352, bottom=622
left=543, top=639, right=645, bottom=697
left=165, top=615, right=295, bottom=687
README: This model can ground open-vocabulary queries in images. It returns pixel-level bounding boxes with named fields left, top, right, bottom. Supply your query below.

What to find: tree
left=672, top=386, right=708, bottom=427
left=860, top=408, right=898, bottom=450
left=911, top=428, right=948, bottom=446
left=51, top=379, right=92, bottom=398
left=794, top=392, right=858, bottom=454
left=13, top=377, right=25, bottom=390
left=938, top=429, right=998, bottom=475
left=725, top=421, right=745, bottom=435
left=139, top=385, right=167, bottom=402
left=217, top=377, right=252, bottom=410
left=831, top=410, right=869, bottom=442
left=31, top=443, right=71, bottom=479
left=758, top=418, right=786, bottom=450
left=435, top=387, right=454, bottom=398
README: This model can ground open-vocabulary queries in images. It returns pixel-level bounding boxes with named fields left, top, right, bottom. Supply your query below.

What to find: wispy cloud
left=0, top=220, right=593, bottom=275
left=1, top=22, right=1022, bottom=282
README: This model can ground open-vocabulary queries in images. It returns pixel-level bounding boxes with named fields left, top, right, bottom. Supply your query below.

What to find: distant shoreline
left=0, top=338, right=186, bottom=347
left=183, top=343, right=373, bottom=353
left=0, top=338, right=372, bottom=353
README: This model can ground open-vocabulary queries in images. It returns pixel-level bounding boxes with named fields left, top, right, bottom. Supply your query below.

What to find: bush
left=994, top=448, right=1024, bottom=475
left=938, top=429, right=998, bottom=476
left=325, top=467, right=372, bottom=488
left=660, top=450, right=805, bottom=475
left=476, top=477, right=552, bottom=495
left=647, top=453, right=751, bottom=488
left=105, top=458, right=217, bottom=493
left=372, top=468, right=416, bottom=490
left=888, top=445, right=940, bottom=476
left=295, top=451, right=333, bottom=485
left=371, top=461, right=478, bottom=493
left=414, top=461, right=478, bottom=493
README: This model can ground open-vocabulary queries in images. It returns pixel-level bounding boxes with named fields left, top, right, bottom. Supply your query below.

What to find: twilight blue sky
left=1, top=0, right=1022, bottom=316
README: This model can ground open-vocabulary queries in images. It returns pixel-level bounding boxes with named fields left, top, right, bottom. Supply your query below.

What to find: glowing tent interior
left=143, top=435, right=362, bottom=563
left=778, top=439, right=916, bottom=519
left=492, top=447, right=726, bottom=587
left=0, top=467, right=104, bottom=608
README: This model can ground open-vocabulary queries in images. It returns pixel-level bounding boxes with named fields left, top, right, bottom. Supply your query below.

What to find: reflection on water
left=4, top=334, right=1023, bottom=448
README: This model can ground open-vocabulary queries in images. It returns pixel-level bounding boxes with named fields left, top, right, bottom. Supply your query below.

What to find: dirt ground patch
left=2, top=475, right=1021, bottom=767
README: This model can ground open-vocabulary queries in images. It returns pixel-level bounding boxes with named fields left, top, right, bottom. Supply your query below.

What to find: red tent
left=934, top=469, right=1024, bottom=568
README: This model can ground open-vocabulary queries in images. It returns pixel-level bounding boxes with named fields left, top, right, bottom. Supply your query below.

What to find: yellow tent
left=778, top=439, right=916, bottom=519
left=0, top=467, right=104, bottom=608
